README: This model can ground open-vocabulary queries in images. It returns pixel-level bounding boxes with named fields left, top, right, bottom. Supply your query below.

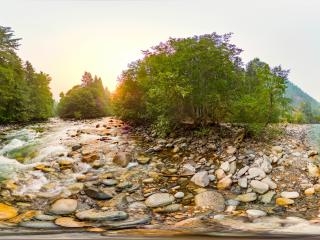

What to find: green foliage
left=0, top=26, right=54, bottom=123
left=152, top=115, right=172, bottom=138
left=57, top=73, right=110, bottom=119
left=113, top=33, right=289, bottom=134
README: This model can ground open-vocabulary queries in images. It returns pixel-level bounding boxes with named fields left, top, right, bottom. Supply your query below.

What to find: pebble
left=19, top=221, right=59, bottom=229
left=272, top=146, right=283, bottom=154
left=247, top=167, right=266, bottom=179
left=0, top=203, right=18, bottom=220
left=220, top=162, right=230, bottom=172
left=261, top=177, right=277, bottom=190
left=235, top=193, right=257, bottom=202
left=276, top=198, right=294, bottom=206
left=250, top=180, right=269, bottom=194
left=102, top=179, right=118, bottom=186
left=280, top=191, right=299, bottom=199
left=181, top=164, right=196, bottom=175
left=55, top=217, right=89, bottom=228
left=174, top=192, right=185, bottom=199
left=215, top=169, right=226, bottom=180
left=145, top=193, right=175, bottom=208
left=305, top=187, right=315, bottom=196
left=260, top=191, right=276, bottom=204
left=84, top=188, right=114, bottom=200
left=238, top=177, right=248, bottom=188
left=217, top=176, right=232, bottom=190
left=154, top=204, right=182, bottom=213
left=246, top=209, right=267, bottom=219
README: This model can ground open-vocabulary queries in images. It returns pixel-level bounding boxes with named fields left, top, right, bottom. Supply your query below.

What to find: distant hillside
left=285, top=81, right=320, bottom=112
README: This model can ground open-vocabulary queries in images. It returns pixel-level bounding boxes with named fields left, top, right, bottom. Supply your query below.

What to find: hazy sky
left=1, top=0, right=320, bottom=100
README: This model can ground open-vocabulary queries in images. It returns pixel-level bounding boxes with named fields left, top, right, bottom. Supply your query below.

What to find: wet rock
left=68, top=183, right=84, bottom=194
left=260, top=191, right=275, bottom=204
left=113, top=152, right=132, bottom=167
left=19, top=220, right=59, bottom=229
left=50, top=199, right=78, bottom=215
left=235, top=193, right=257, bottom=202
left=76, top=209, right=128, bottom=221
left=82, top=153, right=99, bottom=163
left=0, top=203, right=18, bottom=220
left=280, top=191, right=299, bottom=199
left=225, top=199, right=239, bottom=206
left=250, top=180, right=269, bottom=194
left=246, top=209, right=267, bottom=219
left=116, top=181, right=133, bottom=191
left=84, top=188, right=114, bottom=200
left=191, top=171, right=209, bottom=187
left=276, top=198, right=294, bottom=206
left=194, top=191, right=225, bottom=211
left=308, top=150, right=318, bottom=158
left=71, top=145, right=82, bottom=151
left=217, top=176, right=232, bottom=190
left=55, top=217, right=89, bottom=228
left=145, top=193, right=175, bottom=208
left=99, top=214, right=151, bottom=229
left=174, top=192, right=185, bottom=199
left=154, top=204, right=182, bottom=213
left=181, top=164, right=196, bottom=175
left=104, top=193, right=128, bottom=210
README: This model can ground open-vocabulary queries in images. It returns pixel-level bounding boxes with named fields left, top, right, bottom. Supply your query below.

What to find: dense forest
left=57, top=72, right=110, bottom=119
left=0, top=26, right=53, bottom=123
left=112, top=33, right=290, bottom=135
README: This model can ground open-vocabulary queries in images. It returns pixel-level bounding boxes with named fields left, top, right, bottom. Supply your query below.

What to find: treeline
left=57, top=72, right=110, bottom=119
left=0, top=26, right=53, bottom=123
left=112, top=33, right=289, bottom=135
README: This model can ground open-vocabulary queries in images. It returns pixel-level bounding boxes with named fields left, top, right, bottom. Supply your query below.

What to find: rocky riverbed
left=0, top=118, right=320, bottom=238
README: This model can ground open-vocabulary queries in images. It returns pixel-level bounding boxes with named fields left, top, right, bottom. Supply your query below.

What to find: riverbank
left=0, top=118, right=320, bottom=237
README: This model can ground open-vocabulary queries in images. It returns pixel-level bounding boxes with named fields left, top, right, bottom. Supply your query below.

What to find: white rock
left=191, top=171, right=210, bottom=187
left=246, top=209, right=267, bottom=219
left=261, top=177, right=277, bottom=189
left=174, top=192, right=185, bottom=199
left=280, top=191, right=299, bottom=199
left=236, top=166, right=249, bottom=178
left=181, top=164, right=196, bottom=175
left=250, top=180, right=269, bottom=194
left=238, top=177, right=248, bottom=188
left=247, top=167, right=266, bottom=179
left=50, top=199, right=78, bottom=215
left=220, top=162, right=230, bottom=172
left=235, top=192, right=257, bottom=202
left=215, top=168, right=226, bottom=180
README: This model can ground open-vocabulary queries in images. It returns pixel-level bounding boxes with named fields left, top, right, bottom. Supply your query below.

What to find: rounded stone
left=145, top=193, right=175, bottom=208
left=194, top=191, right=225, bottom=212
left=246, top=209, right=267, bottom=219
left=280, top=191, right=299, bottom=199
left=250, top=180, right=269, bottom=194
left=50, top=199, right=77, bottom=215
left=76, top=209, right=128, bottom=221
left=174, top=192, right=185, bottom=199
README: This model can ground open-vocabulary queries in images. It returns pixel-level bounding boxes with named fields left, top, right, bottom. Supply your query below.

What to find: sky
left=1, top=0, right=320, bottom=100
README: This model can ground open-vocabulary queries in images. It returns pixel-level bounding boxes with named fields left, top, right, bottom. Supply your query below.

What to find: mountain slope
left=285, top=81, right=320, bottom=112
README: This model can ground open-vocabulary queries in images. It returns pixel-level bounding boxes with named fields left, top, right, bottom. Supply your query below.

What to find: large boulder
left=194, top=191, right=225, bottom=212
left=50, top=199, right=77, bottom=215
left=113, top=152, right=132, bottom=167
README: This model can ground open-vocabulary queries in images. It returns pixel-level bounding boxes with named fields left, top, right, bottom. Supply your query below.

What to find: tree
left=0, top=26, right=54, bottom=123
left=57, top=72, right=110, bottom=119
